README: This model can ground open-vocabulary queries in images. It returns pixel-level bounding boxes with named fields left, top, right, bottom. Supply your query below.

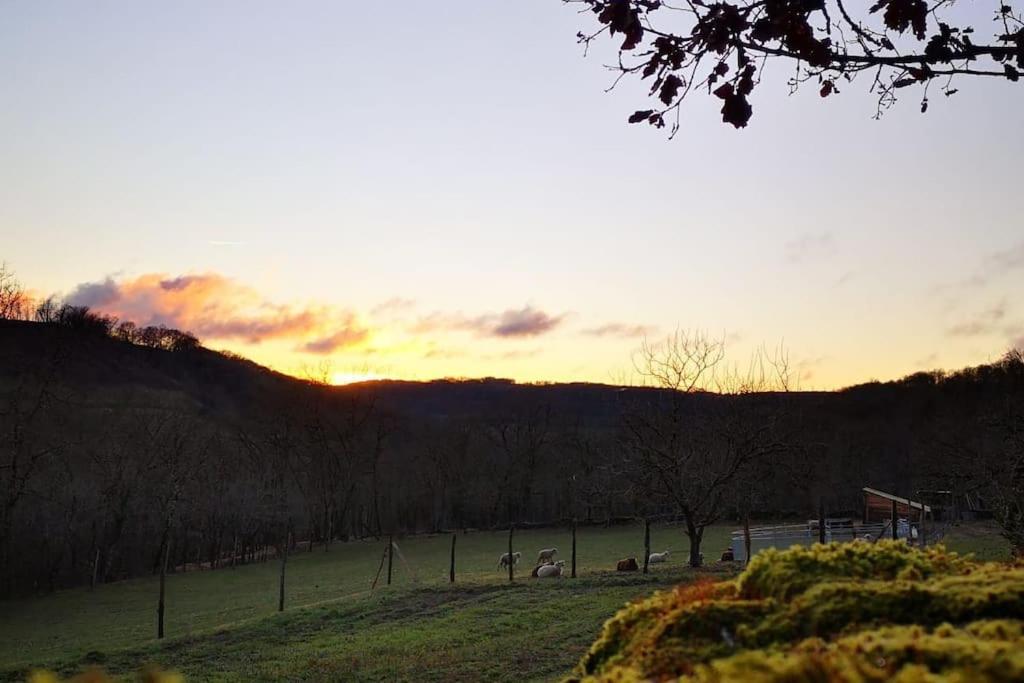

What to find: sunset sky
left=2, top=1, right=1021, bottom=388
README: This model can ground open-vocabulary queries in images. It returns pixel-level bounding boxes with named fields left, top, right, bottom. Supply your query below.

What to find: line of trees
left=1, top=264, right=1022, bottom=596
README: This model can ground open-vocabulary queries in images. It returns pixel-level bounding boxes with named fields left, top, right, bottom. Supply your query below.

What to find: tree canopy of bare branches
left=621, top=331, right=792, bottom=565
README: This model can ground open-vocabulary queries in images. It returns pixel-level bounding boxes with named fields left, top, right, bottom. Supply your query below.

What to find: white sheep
left=498, top=551, right=521, bottom=569
left=536, top=547, right=558, bottom=563
left=648, top=550, right=670, bottom=564
left=536, top=560, right=565, bottom=578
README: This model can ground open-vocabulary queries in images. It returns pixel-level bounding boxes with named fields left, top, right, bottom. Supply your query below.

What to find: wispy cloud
left=582, top=323, right=657, bottom=338
left=991, top=242, right=1024, bottom=272
left=371, top=297, right=417, bottom=317
left=946, top=302, right=1007, bottom=337
left=796, top=355, right=829, bottom=383
left=784, top=232, right=835, bottom=264
left=834, top=271, right=856, bottom=287
left=301, top=317, right=371, bottom=354
left=932, top=241, right=1024, bottom=294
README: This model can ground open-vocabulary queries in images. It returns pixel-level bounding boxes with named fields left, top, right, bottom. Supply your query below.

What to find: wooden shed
left=862, top=487, right=931, bottom=523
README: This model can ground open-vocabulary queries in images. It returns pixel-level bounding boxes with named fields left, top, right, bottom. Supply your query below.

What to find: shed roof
left=862, top=487, right=932, bottom=513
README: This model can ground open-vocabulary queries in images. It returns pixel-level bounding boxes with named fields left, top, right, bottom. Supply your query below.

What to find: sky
left=1, top=1, right=1021, bottom=388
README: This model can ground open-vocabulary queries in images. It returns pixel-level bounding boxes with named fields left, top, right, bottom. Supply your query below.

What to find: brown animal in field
left=721, top=549, right=735, bottom=562
left=616, top=557, right=638, bottom=572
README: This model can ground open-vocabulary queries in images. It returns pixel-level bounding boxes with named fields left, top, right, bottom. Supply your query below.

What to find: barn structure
left=862, top=487, right=931, bottom=524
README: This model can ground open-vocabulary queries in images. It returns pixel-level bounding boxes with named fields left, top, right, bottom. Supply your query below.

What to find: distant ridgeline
left=0, top=314, right=1022, bottom=597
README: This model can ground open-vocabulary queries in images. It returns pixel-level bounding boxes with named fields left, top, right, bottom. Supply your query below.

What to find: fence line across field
left=148, top=514, right=943, bottom=641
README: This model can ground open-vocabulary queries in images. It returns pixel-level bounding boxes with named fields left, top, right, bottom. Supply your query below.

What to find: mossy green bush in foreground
left=571, top=541, right=1024, bottom=682
left=27, top=668, right=180, bottom=683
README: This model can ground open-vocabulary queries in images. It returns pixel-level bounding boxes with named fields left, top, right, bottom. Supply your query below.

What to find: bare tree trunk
left=687, top=520, right=703, bottom=567
left=157, top=539, right=170, bottom=639
left=90, top=548, right=100, bottom=590
left=278, top=531, right=289, bottom=612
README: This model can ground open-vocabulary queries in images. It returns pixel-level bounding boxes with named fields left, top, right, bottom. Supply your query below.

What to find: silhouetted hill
left=0, top=319, right=681, bottom=426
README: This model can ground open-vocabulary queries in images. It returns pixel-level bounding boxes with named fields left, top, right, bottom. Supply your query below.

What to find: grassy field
left=0, top=523, right=730, bottom=680
left=0, top=521, right=1009, bottom=682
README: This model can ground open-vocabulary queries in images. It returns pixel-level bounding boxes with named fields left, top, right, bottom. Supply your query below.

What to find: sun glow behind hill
left=330, top=370, right=383, bottom=385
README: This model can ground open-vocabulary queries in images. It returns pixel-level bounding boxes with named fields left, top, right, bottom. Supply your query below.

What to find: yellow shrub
left=27, top=667, right=182, bottom=683
left=570, top=542, right=1024, bottom=683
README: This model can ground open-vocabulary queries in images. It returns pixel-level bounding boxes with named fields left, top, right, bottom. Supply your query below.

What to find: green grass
left=0, top=523, right=731, bottom=680
left=942, top=519, right=1013, bottom=561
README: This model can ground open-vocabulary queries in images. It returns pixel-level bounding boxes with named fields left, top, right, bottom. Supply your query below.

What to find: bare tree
left=620, top=331, right=790, bottom=566
left=487, top=406, right=553, bottom=525
left=0, top=264, right=29, bottom=321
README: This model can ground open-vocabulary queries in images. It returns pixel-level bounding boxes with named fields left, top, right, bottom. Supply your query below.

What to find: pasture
left=0, top=522, right=1008, bottom=681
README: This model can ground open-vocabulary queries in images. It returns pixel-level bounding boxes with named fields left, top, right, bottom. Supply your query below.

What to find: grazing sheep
left=536, top=560, right=565, bottom=578
left=498, top=551, right=521, bottom=569
left=648, top=550, right=670, bottom=564
left=536, top=547, right=558, bottom=563
left=616, top=557, right=639, bottom=572
left=720, top=549, right=735, bottom=562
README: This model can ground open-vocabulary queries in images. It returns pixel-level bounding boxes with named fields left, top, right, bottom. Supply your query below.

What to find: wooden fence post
left=571, top=519, right=577, bottom=579
left=818, top=499, right=826, bottom=544
left=278, top=531, right=290, bottom=612
left=507, top=524, right=515, bottom=583
left=891, top=499, right=899, bottom=540
left=920, top=506, right=927, bottom=547
left=157, top=539, right=170, bottom=639
left=449, top=533, right=456, bottom=584
left=642, top=518, right=651, bottom=575
left=743, top=513, right=752, bottom=565
left=387, top=534, right=394, bottom=586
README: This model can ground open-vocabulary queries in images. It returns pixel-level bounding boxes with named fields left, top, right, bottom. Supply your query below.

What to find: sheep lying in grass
left=498, top=551, right=521, bottom=569
left=648, top=550, right=670, bottom=564
left=536, top=560, right=565, bottom=578
left=536, top=547, right=558, bottom=563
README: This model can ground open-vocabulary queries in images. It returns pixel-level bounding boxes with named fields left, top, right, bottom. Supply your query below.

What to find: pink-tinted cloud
left=66, top=272, right=368, bottom=349
left=492, top=307, right=563, bottom=337
left=413, top=305, right=566, bottom=338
